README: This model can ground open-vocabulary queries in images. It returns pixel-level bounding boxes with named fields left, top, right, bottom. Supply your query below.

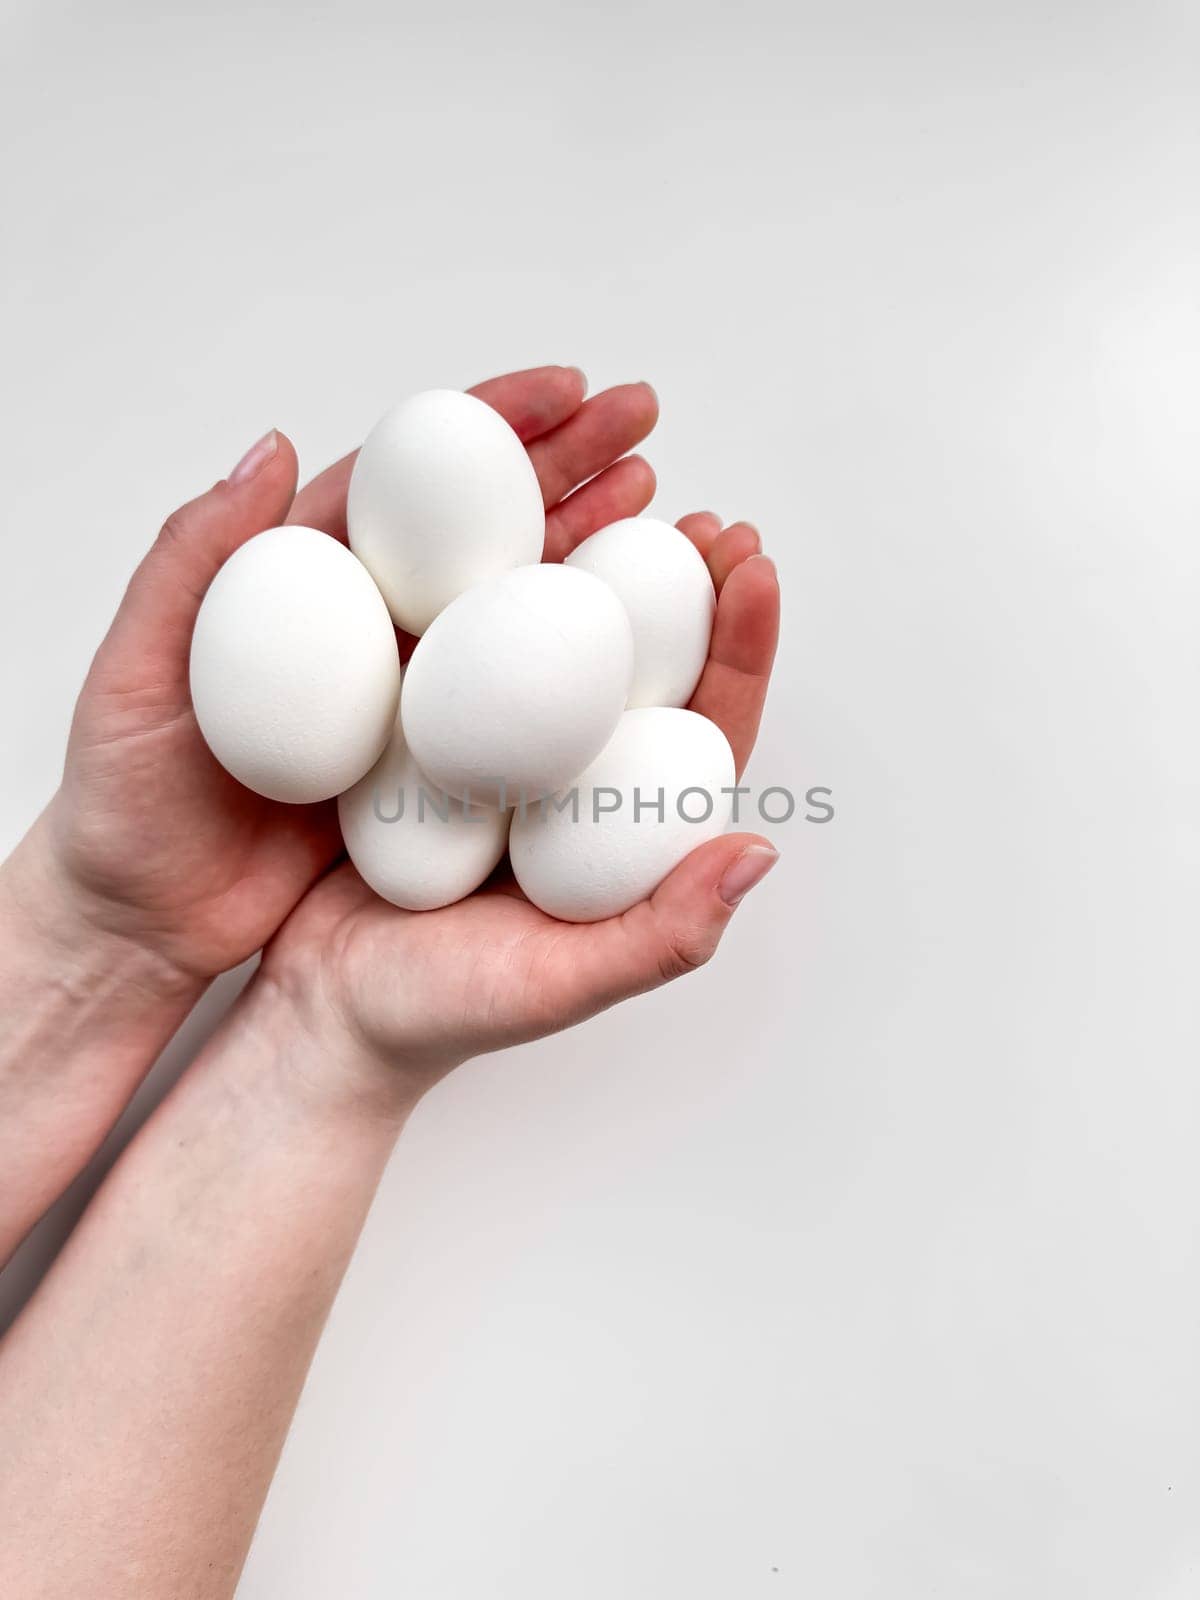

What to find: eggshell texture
left=189, top=526, right=400, bottom=804
left=347, top=389, right=545, bottom=635
left=339, top=700, right=509, bottom=911
left=565, top=517, right=716, bottom=708
left=401, top=564, right=634, bottom=806
left=509, top=707, right=735, bottom=922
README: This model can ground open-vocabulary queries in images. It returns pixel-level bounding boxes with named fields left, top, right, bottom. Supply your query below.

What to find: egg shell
left=565, top=517, right=716, bottom=708
left=189, top=526, right=400, bottom=804
left=347, top=389, right=545, bottom=635
left=401, top=563, right=634, bottom=806
left=338, top=698, right=509, bottom=911
left=509, top=707, right=735, bottom=922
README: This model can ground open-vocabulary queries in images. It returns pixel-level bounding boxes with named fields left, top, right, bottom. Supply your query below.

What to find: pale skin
left=0, top=367, right=781, bottom=1596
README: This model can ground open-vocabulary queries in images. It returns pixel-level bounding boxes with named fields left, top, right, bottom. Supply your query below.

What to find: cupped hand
left=262, top=512, right=781, bottom=1104
left=38, top=368, right=660, bottom=984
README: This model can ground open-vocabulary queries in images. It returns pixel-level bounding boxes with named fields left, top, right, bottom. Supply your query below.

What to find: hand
left=32, top=368, right=659, bottom=985
left=263, top=514, right=780, bottom=1104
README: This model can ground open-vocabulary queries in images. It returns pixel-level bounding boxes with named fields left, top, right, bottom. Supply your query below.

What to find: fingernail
left=567, top=366, right=588, bottom=396
left=745, top=553, right=777, bottom=578
left=741, top=522, right=762, bottom=551
left=229, top=429, right=278, bottom=487
left=719, top=845, right=779, bottom=907
left=639, top=380, right=659, bottom=405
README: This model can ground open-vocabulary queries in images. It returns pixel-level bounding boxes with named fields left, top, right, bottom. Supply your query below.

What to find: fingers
left=527, top=382, right=659, bottom=510
left=95, top=431, right=300, bottom=695
left=287, top=365, right=589, bottom=540
left=706, top=521, right=761, bottom=592
left=285, top=450, right=355, bottom=541
left=558, top=833, right=779, bottom=1016
left=542, top=455, right=656, bottom=561
left=676, top=512, right=760, bottom=591
left=676, top=511, right=723, bottom=558
left=688, top=554, right=780, bottom=778
left=674, top=510, right=780, bottom=774
left=467, top=365, right=587, bottom=442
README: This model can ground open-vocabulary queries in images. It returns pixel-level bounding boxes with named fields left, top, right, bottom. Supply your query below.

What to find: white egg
left=509, top=707, right=735, bottom=922
left=347, top=389, right=545, bottom=635
left=338, top=699, right=509, bottom=911
left=565, top=517, right=715, bottom=708
left=189, top=526, right=400, bottom=804
left=401, top=564, right=634, bottom=806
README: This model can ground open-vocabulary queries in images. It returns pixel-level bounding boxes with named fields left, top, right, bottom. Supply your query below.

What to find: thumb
left=562, top=832, right=780, bottom=1017
left=91, top=429, right=300, bottom=698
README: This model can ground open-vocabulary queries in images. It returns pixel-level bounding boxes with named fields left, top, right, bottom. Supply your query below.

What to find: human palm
left=265, top=511, right=780, bottom=1089
left=45, top=368, right=660, bottom=982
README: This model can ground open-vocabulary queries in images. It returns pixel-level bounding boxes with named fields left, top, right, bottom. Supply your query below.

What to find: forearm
left=0, top=815, right=205, bottom=1262
left=0, top=968, right=410, bottom=1600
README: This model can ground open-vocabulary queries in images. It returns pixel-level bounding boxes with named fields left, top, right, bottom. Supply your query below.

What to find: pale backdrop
left=1, top=1, right=1198, bottom=1594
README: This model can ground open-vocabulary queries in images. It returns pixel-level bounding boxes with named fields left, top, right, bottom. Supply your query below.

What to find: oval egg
left=347, top=389, right=545, bottom=635
left=189, top=526, right=400, bottom=804
left=509, top=707, right=735, bottom=922
left=401, top=564, right=634, bottom=806
left=565, top=517, right=715, bottom=708
left=339, top=698, right=509, bottom=911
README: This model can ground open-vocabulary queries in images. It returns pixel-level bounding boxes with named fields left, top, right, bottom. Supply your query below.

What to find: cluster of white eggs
left=189, top=390, right=736, bottom=922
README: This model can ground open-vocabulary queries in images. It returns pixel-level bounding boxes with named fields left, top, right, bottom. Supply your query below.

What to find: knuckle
left=156, top=506, right=191, bottom=552
left=657, top=924, right=715, bottom=983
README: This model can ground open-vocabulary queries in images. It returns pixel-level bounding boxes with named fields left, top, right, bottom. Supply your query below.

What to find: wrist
left=0, top=813, right=209, bottom=1260
left=238, top=963, right=431, bottom=1131
left=0, top=812, right=204, bottom=1014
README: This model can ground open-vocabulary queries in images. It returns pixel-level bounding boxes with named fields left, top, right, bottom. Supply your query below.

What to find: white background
left=2, top=1, right=1199, bottom=1594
